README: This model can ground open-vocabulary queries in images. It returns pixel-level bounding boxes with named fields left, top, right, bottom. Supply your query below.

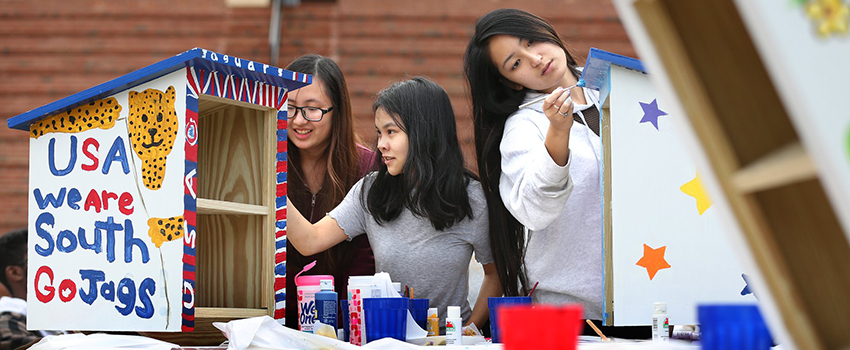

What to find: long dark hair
left=365, top=77, right=474, bottom=231
left=463, top=9, right=581, bottom=296
left=286, top=54, right=363, bottom=270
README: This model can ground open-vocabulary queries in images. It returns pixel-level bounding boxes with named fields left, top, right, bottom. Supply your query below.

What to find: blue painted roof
left=580, top=47, right=645, bottom=91
left=8, top=48, right=312, bottom=131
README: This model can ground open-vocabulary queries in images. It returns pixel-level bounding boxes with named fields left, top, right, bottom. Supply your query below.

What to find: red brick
left=0, top=0, right=634, bottom=227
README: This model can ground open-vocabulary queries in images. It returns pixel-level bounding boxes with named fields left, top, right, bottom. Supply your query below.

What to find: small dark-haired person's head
left=0, top=229, right=28, bottom=300
left=372, top=77, right=464, bottom=179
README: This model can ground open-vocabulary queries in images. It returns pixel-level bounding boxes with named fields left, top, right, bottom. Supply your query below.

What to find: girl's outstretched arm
left=286, top=197, right=349, bottom=256
left=467, top=263, right=503, bottom=327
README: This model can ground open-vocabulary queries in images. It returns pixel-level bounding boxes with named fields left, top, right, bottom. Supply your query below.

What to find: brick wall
left=0, top=0, right=634, bottom=234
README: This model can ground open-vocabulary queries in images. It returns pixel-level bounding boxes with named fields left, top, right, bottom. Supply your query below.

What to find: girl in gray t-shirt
left=287, top=77, right=502, bottom=329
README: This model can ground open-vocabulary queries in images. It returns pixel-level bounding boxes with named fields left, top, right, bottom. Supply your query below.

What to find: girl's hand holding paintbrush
left=541, top=87, right=575, bottom=133
left=538, top=87, right=574, bottom=166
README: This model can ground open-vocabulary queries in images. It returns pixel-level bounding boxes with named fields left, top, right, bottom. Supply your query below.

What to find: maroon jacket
left=285, top=145, right=376, bottom=329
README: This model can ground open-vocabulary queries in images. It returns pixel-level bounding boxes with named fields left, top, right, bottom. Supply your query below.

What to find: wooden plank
left=633, top=1, right=822, bottom=349
left=732, top=142, right=817, bottom=194
left=198, top=102, right=267, bottom=206
left=262, top=108, right=278, bottom=313
left=196, top=198, right=269, bottom=216
left=195, top=307, right=269, bottom=318
left=196, top=214, right=266, bottom=308
left=601, top=106, right=614, bottom=325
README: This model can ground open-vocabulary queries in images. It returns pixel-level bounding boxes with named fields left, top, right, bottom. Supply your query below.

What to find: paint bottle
left=446, top=306, right=462, bottom=345
left=315, top=279, right=338, bottom=330
left=652, top=302, right=669, bottom=341
left=426, top=307, right=439, bottom=336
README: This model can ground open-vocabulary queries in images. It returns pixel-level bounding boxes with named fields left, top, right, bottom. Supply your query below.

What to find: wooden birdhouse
left=7, top=48, right=309, bottom=337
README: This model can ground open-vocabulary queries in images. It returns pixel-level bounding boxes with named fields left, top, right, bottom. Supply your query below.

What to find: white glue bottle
left=652, top=302, right=669, bottom=341
left=446, top=306, right=463, bottom=345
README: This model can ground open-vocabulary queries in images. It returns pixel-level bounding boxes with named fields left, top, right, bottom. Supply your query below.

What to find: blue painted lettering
left=79, top=226, right=102, bottom=254
left=35, top=212, right=55, bottom=257
left=123, top=219, right=149, bottom=263
left=67, top=188, right=82, bottom=209
left=56, top=229, right=78, bottom=253
left=100, top=281, right=115, bottom=301
left=79, top=269, right=106, bottom=305
left=102, top=137, right=130, bottom=175
left=115, top=278, right=136, bottom=316
left=48, top=136, right=77, bottom=176
left=33, top=188, right=66, bottom=210
left=135, top=278, right=156, bottom=319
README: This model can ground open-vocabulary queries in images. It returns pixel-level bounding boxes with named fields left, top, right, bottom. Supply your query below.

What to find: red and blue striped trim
left=182, top=68, right=200, bottom=331
left=273, top=100, right=288, bottom=321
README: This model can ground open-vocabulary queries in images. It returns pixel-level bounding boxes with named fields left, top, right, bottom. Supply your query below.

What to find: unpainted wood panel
left=198, top=104, right=267, bottom=206
left=662, top=0, right=800, bottom=167
left=195, top=214, right=266, bottom=309
left=755, top=180, right=850, bottom=350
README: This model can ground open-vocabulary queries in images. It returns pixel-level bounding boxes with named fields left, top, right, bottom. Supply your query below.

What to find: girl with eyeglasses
left=284, top=54, right=376, bottom=330
left=288, top=77, right=502, bottom=330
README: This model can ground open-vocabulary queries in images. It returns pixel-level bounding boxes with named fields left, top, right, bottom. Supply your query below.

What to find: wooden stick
left=586, top=319, right=609, bottom=341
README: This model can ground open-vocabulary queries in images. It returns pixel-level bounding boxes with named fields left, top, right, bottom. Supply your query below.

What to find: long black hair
left=365, top=77, right=474, bottom=231
left=463, top=9, right=582, bottom=296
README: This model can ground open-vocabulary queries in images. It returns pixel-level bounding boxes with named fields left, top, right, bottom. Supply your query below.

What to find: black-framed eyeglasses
left=287, top=105, right=334, bottom=122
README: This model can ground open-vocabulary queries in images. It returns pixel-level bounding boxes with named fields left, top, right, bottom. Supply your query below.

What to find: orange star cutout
left=636, top=244, right=671, bottom=280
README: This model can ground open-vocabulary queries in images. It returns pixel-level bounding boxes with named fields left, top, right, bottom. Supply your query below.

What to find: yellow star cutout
left=807, top=0, right=850, bottom=37
left=681, top=172, right=712, bottom=215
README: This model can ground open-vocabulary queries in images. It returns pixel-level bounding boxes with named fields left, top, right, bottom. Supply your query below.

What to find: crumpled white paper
left=213, top=316, right=498, bottom=350
left=28, top=333, right=177, bottom=350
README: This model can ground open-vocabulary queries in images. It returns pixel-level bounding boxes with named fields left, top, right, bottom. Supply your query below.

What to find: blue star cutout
left=639, top=99, right=668, bottom=130
left=741, top=273, right=753, bottom=296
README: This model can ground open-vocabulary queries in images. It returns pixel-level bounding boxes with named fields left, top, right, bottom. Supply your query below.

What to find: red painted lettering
left=81, top=138, right=100, bottom=171
left=84, top=189, right=102, bottom=213
left=118, top=192, right=134, bottom=215
left=34, top=266, right=55, bottom=303
left=101, top=191, right=118, bottom=210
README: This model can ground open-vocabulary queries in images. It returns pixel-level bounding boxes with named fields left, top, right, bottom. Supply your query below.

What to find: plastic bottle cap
left=428, top=307, right=438, bottom=317
left=447, top=306, right=460, bottom=319
left=654, top=302, right=667, bottom=313
left=319, top=279, right=333, bottom=290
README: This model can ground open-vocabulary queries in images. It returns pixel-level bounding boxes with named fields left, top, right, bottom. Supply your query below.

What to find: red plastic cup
left=498, top=304, right=583, bottom=350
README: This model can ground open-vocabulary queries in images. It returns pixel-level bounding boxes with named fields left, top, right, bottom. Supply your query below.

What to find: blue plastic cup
left=340, top=299, right=350, bottom=342
left=408, top=298, right=429, bottom=330
left=488, top=296, right=532, bottom=343
left=699, top=304, right=772, bottom=350
left=363, top=297, right=409, bottom=343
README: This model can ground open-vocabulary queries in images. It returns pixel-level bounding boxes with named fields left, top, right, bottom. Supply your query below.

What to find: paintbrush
left=518, top=79, right=586, bottom=110
left=527, top=281, right=540, bottom=297
left=586, top=319, right=610, bottom=341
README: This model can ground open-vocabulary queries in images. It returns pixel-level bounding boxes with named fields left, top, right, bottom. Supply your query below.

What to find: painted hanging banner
left=27, top=71, right=188, bottom=331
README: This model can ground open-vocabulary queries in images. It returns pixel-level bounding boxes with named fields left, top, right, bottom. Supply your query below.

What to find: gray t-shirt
left=329, top=173, right=493, bottom=325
